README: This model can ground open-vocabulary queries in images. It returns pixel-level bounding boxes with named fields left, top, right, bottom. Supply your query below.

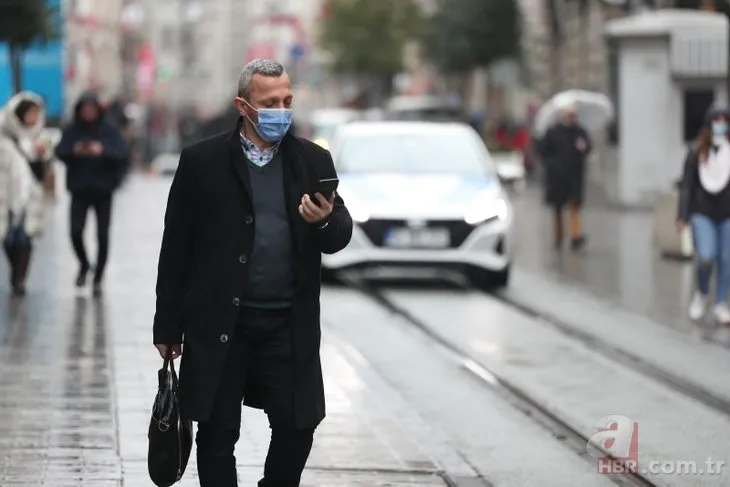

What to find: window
left=336, top=129, right=494, bottom=176
left=683, top=89, right=714, bottom=142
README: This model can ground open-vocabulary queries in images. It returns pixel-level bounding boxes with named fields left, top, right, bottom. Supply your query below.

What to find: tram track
left=493, top=289, right=730, bottom=418
left=342, top=277, right=663, bottom=487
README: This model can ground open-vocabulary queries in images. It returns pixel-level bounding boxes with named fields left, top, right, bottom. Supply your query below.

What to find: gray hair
left=237, top=59, right=285, bottom=99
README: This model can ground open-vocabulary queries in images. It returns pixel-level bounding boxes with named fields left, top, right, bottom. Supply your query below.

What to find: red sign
left=246, top=42, right=276, bottom=63
left=136, top=44, right=156, bottom=102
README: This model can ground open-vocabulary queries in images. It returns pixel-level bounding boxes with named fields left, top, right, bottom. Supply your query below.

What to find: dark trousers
left=3, top=225, right=32, bottom=291
left=70, top=191, right=112, bottom=282
left=196, top=307, right=314, bottom=487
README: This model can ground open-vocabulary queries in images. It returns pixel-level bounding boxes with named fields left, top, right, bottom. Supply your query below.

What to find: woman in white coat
left=0, top=92, right=51, bottom=296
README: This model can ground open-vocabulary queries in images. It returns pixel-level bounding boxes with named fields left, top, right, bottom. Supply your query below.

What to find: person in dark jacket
left=539, top=103, right=592, bottom=250
left=56, top=92, right=129, bottom=296
left=153, top=59, right=352, bottom=487
left=677, top=108, right=730, bottom=324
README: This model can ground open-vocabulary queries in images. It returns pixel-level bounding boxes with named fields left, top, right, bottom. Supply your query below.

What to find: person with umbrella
left=538, top=102, right=591, bottom=250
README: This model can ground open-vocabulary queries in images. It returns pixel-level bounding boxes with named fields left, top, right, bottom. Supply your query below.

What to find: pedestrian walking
left=56, top=92, right=129, bottom=297
left=152, top=58, right=352, bottom=487
left=677, top=107, right=730, bottom=324
left=538, top=103, right=591, bottom=250
left=0, top=92, right=50, bottom=296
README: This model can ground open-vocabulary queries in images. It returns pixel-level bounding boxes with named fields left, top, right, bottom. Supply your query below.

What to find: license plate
left=384, top=227, right=450, bottom=248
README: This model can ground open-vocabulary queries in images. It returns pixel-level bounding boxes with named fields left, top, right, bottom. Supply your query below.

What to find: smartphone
left=310, top=177, right=339, bottom=205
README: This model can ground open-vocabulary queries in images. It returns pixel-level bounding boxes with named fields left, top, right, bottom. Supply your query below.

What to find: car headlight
left=342, top=198, right=370, bottom=223
left=349, top=205, right=370, bottom=223
left=464, top=198, right=509, bottom=225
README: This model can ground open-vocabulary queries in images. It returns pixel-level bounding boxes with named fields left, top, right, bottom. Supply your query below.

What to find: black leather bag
left=148, top=349, right=193, bottom=487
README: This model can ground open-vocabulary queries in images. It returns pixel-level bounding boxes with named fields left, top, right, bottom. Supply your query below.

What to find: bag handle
left=162, top=346, right=179, bottom=389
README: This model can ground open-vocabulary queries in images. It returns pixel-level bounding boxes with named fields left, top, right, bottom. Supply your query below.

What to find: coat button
left=232, top=298, right=240, bottom=307
left=220, top=334, right=229, bottom=343
left=239, top=254, right=247, bottom=264
left=244, top=215, right=254, bottom=224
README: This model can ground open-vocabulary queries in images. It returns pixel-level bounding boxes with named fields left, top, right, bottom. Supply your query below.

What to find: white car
left=324, top=121, right=515, bottom=288
left=305, top=108, right=362, bottom=150
left=385, top=95, right=462, bottom=122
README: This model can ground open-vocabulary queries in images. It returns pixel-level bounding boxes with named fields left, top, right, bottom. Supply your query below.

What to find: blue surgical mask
left=243, top=100, right=292, bottom=143
left=712, top=121, right=728, bottom=136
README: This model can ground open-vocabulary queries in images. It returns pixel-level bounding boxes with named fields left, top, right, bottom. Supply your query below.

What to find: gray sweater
left=242, top=151, right=296, bottom=307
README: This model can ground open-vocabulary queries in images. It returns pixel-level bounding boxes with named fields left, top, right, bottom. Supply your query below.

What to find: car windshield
left=336, top=129, right=493, bottom=176
left=387, top=108, right=462, bottom=122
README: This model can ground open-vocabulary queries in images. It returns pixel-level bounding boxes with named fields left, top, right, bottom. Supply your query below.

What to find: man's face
left=80, top=102, right=99, bottom=122
left=22, top=106, right=40, bottom=127
left=234, top=72, right=293, bottom=124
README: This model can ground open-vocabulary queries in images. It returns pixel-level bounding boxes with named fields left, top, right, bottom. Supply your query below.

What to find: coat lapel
left=226, top=118, right=253, bottom=200
left=280, top=133, right=310, bottom=253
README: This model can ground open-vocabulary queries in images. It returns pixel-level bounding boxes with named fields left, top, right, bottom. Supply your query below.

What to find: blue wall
left=0, top=0, right=64, bottom=119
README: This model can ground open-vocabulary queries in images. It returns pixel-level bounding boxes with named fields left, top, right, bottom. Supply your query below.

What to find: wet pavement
left=511, top=182, right=700, bottom=336
left=0, top=172, right=470, bottom=486
left=3, top=171, right=730, bottom=486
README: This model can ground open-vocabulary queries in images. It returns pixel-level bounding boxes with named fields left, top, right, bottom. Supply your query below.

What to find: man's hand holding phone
left=299, top=193, right=335, bottom=224
left=299, top=177, right=338, bottom=224
left=73, top=141, right=90, bottom=155
left=88, top=141, right=103, bottom=156
left=73, top=141, right=103, bottom=156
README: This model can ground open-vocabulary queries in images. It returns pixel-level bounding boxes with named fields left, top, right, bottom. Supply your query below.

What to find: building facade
left=64, top=0, right=125, bottom=115
left=520, top=0, right=680, bottom=104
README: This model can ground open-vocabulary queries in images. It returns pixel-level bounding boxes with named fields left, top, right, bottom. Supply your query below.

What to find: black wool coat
left=538, top=123, right=592, bottom=207
left=153, top=120, right=353, bottom=428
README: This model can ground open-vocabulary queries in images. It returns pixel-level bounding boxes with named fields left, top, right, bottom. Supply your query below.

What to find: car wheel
left=468, top=266, right=510, bottom=290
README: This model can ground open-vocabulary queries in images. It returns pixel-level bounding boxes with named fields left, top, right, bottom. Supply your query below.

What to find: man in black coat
left=153, top=59, right=353, bottom=487
left=538, top=103, right=591, bottom=251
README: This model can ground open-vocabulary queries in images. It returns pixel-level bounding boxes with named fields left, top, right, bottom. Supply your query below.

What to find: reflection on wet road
left=0, top=293, right=119, bottom=486
left=512, top=184, right=701, bottom=335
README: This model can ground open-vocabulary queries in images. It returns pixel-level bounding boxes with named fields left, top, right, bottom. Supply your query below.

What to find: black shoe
left=92, top=282, right=103, bottom=298
left=11, top=284, right=26, bottom=297
left=76, top=266, right=89, bottom=287
left=570, top=235, right=587, bottom=251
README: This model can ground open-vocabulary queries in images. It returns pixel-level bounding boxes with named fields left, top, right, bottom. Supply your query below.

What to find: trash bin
left=653, top=187, right=693, bottom=260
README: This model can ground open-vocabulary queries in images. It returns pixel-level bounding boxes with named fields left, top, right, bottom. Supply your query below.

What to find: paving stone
left=0, top=174, right=452, bottom=486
